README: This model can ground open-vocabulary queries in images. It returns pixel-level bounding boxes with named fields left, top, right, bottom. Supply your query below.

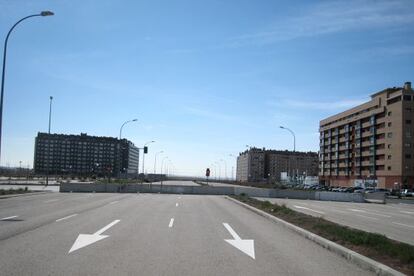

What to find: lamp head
left=41, top=11, right=54, bottom=16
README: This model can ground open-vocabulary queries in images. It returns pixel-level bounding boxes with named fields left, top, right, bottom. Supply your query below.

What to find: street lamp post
left=215, top=161, right=221, bottom=182
left=153, top=151, right=164, bottom=174
left=141, top=140, right=154, bottom=176
left=220, top=159, right=227, bottom=181
left=229, top=154, right=238, bottom=181
left=119, top=119, right=138, bottom=140
left=280, top=125, right=296, bottom=183
left=160, top=156, right=168, bottom=190
left=279, top=126, right=296, bottom=152
left=45, top=96, right=53, bottom=186
left=0, top=11, right=54, bottom=164
left=118, top=119, right=137, bottom=178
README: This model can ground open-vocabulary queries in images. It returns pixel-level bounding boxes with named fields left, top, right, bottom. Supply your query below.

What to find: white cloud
left=229, top=0, right=414, bottom=46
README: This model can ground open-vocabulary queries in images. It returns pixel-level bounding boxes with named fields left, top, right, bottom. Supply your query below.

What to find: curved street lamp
left=153, top=150, right=164, bottom=174
left=119, top=118, right=138, bottom=139
left=280, top=126, right=296, bottom=152
left=0, top=11, right=54, bottom=162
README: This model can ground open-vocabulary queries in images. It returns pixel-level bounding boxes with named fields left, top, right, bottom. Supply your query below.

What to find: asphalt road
left=256, top=197, right=414, bottom=246
left=0, top=192, right=372, bottom=275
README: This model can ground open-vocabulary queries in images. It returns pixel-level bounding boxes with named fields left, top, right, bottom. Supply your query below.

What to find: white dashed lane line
left=0, top=216, right=18, bottom=221
left=44, top=199, right=60, bottom=203
left=169, top=218, right=174, bottom=228
left=392, top=222, right=414, bottom=228
left=56, top=214, right=78, bottom=222
left=293, top=205, right=325, bottom=215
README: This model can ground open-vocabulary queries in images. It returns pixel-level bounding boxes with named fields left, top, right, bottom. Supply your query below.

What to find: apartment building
left=319, top=82, right=414, bottom=189
left=34, top=132, right=139, bottom=177
left=236, top=147, right=318, bottom=182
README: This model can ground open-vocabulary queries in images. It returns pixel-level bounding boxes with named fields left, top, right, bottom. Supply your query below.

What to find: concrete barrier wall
left=315, top=191, right=365, bottom=203
left=60, top=183, right=367, bottom=203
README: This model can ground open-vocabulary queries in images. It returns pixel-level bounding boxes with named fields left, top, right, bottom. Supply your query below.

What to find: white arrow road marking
left=293, top=205, right=325, bottom=215
left=56, top=214, right=78, bottom=222
left=223, top=223, right=255, bottom=259
left=169, top=218, right=174, bottom=228
left=0, top=216, right=18, bottom=221
left=68, top=219, right=120, bottom=253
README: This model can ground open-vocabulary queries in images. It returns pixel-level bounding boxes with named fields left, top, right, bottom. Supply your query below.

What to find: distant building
left=33, top=132, right=139, bottom=177
left=236, top=148, right=318, bottom=182
left=319, top=82, right=414, bottom=189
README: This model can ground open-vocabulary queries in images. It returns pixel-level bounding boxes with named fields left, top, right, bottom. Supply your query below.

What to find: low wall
left=315, top=191, right=365, bottom=203
left=60, top=183, right=367, bottom=203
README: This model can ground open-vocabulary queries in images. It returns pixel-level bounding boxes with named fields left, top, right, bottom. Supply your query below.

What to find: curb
left=0, top=191, right=51, bottom=199
left=225, top=196, right=404, bottom=276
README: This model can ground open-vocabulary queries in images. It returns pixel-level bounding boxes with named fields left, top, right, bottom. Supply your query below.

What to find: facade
left=236, top=148, right=318, bottom=182
left=34, top=132, right=139, bottom=177
left=319, top=82, right=414, bottom=189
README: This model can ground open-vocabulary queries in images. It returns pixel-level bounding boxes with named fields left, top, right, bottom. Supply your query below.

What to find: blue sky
left=1, top=0, right=413, bottom=176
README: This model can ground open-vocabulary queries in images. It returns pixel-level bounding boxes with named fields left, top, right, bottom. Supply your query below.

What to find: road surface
left=256, top=197, right=414, bottom=246
left=0, top=192, right=372, bottom=275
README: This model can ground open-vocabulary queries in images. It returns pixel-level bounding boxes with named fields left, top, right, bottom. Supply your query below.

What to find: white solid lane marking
left=56, top=214, right=78, bottom=222
left=109, top=201, right=119, bottom=205
left=348, top=208, right=391, bottom=218
left=175, top=203, right=179, bottom=207
left=392, top=222, right=414, bottom=228
left=293, top=205, right=325, bottom=215
left=169, top=218, right=174, bottom=228
left=355, top=214, right=379, bottom=220
left=44, top=199, right=59, bottom=203
left=0, top=216, right=18, bottom=221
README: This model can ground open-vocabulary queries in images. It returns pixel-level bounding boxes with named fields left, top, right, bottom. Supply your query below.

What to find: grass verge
left=232, top=194, right=414, bottom=275
left=0, top=187, right=31, bottom=196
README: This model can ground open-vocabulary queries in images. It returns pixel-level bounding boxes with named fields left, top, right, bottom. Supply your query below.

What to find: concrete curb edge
left=0, top=191, right=51, bottom=199
left=225, top=196, right=404, bottom=276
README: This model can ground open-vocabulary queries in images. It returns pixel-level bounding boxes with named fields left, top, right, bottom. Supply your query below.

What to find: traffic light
left=144, top=146, right=148, bottom=154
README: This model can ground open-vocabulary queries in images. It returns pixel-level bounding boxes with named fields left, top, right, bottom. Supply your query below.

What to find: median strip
left=228, top=195, right=413, bottom=275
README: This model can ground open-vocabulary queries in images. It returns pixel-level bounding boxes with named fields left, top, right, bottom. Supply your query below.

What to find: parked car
left=374, top=188, right=390, bottom=195
left=401, top=189, right=413, bottom=197
left=353, top=187, right=364, bottom=193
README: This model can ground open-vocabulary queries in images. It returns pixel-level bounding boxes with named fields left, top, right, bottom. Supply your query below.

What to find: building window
left=407, top=120, right=412, bottom=124
left=388, top=166, right=392, bottom=170
left=388, top=122, right=392, bottom=127
left=407, top=130, right=412, bottom=138
left=387, top=111, right=392, bottom=116
left=405, top=143, right=411, bottom=148
left=406, top=154, right=412, bottom=159
left=405, top=107, right=412, bottom=112
left=387, top=155, right=392, bottom=160
left=388, top=144, right=391, bottom=149
left=403, top=95, right=412, bottom=101
left=387, top=132, right=393, bottom=138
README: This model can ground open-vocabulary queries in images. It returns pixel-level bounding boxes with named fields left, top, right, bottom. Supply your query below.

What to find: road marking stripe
left=175, top=203, right=179, bottom=207
left=44, top=199, right=59, bottom=203
left=392, top=222, right=414, bottom=228
left=0, top=216, right=18, bottom=221
left=293, top=205, right=325, bottom=214
left=400, top=211, right=414, bottom=215
left=56, top=214, right=78, bottom=222
left=109, top=201, right=119, bottom=205
left=348, top=208, right=391, bottom=218
left=355, top=214, right=379, bottom=220
left=169, top=218, right=174, bottom=228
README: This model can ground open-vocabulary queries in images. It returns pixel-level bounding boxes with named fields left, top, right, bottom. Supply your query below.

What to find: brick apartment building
left=236, top=147, right=318, bottom=182
left=319, top=82, right=414, bottom=189
left=34, top=132, right=139, bottom=177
